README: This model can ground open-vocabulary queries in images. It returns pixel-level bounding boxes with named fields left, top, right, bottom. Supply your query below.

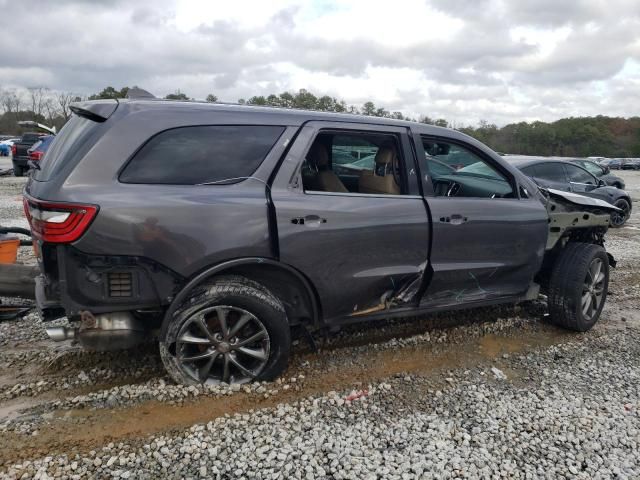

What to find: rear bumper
left=35, top=274, right=65, bottom=321
left=36, top=244, right=183, bottom=320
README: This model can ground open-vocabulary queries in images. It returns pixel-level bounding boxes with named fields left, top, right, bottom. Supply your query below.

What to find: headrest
left=307, top=143, right=329, bottom=168
left=375, top=147, right=395, bottom=166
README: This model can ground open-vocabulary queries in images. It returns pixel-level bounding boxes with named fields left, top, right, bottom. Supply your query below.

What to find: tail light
left=11, top=145, right=17, bottom=156
left=23, top=195, right=98, bottom=243
left=29, top=150, right=44, bottom=161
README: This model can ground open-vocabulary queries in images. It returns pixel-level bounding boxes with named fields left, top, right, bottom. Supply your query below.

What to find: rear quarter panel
left=25, top=105, right=299, bottom=278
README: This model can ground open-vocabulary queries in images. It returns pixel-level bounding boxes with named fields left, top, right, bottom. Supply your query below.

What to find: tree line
left=2, top=85, right=639, bottom=157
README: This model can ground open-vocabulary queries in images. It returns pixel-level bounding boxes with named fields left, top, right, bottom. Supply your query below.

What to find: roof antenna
left=126, top=87, right=156, bottom=99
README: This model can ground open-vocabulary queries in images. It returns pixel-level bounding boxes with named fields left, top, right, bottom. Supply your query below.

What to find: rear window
left=34, top=116, right=102, bottom=182
left=119, top=125, right=285, bottom=185
left=22, top=133, right=42, bottom=143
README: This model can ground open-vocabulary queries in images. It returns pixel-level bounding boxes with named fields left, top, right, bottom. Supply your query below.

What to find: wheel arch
left=161, top=257, right=322, bottom=336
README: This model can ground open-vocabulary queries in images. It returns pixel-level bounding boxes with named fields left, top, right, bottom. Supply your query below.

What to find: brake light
left=29, top=150, right=44, bottom=161
left=11, top=145, right=17, bottom=156
left=23, top=196, right=98, bottom=243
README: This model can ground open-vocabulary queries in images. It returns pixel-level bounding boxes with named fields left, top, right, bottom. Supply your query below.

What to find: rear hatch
left=31, top=100, right=118, bottom=182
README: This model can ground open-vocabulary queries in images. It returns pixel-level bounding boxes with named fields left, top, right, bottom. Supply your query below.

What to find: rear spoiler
left=69, top=99, right=119, bottom=123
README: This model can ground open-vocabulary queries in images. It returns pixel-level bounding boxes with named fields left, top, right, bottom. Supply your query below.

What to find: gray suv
left=25, top=97, right=619, bottom=385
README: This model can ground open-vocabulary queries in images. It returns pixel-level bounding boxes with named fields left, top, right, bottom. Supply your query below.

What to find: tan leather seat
left=358, top=147, right=400, bottom=195
left=306, top=143, right=348, bottom=193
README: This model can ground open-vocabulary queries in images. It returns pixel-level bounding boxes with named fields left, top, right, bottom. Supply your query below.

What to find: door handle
left=438, top=215, right=467, bottom=225
left=291, top=215, right=327, bottom=227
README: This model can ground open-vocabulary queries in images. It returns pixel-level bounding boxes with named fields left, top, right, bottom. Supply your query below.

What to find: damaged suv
left=25, top=96, right=618, bottom=385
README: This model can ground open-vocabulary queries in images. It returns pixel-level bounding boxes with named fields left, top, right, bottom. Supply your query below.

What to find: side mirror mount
left=598, top=179, right=606, bottom=187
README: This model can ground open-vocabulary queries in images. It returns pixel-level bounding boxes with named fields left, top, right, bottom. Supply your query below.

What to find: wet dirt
left=0, top=324, right=572, bottom=466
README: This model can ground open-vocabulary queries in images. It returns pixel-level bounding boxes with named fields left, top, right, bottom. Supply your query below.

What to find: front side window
left=302, top=131, right=406, bottom=195
left=578, top=161, right=602, bottom=177
left=420, top=138, right=514, bottom=198
left=120, top=125, right=285, bottom=185
left=565, top=164, right=597, bottom=184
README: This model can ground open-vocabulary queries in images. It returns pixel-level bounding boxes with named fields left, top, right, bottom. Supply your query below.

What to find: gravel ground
left=0, top=170, right=639, bottom=479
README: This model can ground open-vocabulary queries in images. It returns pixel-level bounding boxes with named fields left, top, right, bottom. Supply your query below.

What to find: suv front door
left=271, top=121, right=430, bottom=321
left=415, top=135, right=548, bottom=307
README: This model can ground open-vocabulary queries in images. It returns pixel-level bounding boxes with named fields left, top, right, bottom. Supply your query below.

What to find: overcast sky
left=0, top=0, right=639, bottom=125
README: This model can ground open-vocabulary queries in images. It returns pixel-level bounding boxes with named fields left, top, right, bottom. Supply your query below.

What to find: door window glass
left=580, top=161, right=603, bottom=176
left=531, top=162, right=566, bottom=181
left=565, top=164, right=596, bottom=184
left=302, top=131, right=405, bottom=195
left=420, top=138, right=513, bottom=198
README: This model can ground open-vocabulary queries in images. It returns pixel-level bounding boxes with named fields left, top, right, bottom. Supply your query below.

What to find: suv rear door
left=271, top=121, right=430, bottom=321
left=414, top=135, right=548, bottom=306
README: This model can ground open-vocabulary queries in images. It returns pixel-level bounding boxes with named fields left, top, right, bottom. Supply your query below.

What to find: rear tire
left=13, top=165, right=24, bottom=177
left=547, top=243, right=609, bottom=332
left=160, top=275, right=290, bottom=385
left=610, top=198, right=630, bottom=228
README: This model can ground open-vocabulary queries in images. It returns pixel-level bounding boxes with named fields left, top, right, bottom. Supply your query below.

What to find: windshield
left=457, top=161, right=504, bottom=180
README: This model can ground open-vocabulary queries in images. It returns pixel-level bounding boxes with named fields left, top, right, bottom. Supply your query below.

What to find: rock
left=491, top=367, right=507, bottom=380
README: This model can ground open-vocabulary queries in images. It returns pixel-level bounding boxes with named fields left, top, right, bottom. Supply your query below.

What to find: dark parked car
left=621, top=158, right=640, bottom=170
left=569, top=158, right=625, bottom=189
left=600, top=158, right=623, bottom=170
left=11, top=132, right=46, bottom=176
left=11, top=121, right=56, bottom=176
left=26, top=97, right=619, bottom=385
left=506, top=156, right=632, bottom=227
left=27, top=135, right=54, bottom=164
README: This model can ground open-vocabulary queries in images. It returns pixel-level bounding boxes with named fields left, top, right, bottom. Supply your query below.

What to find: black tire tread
left=161, top=275, right=290, bottom=385
left=547, top=242, right=607, bottom=332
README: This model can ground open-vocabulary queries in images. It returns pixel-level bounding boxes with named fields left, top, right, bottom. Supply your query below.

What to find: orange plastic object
left=0, top=237, right=20, bottom=264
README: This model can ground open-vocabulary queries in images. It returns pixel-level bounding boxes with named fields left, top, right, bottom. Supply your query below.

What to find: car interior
left=300, top=132, right=515, bottom=199
left=420, top=138, right=515, bottom=198
left=302, top=132, right=405, bottom=195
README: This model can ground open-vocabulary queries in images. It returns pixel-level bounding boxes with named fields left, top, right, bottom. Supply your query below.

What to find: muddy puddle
left=0, top=323, right=571, bottom=466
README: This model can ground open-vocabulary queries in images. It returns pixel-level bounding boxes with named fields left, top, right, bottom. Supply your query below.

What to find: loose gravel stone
left=1, top=170, right=640, bottom=479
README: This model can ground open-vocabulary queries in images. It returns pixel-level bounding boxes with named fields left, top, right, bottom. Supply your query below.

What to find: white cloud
left=0, top=0, right=638, bottom=125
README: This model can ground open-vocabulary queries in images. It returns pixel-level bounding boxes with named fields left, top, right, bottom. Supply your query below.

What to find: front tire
left=160, top=276, right=290, bottom=385
left=610, top=198, right=630, bottom=228
left=547, top=243, right=609, bottom=332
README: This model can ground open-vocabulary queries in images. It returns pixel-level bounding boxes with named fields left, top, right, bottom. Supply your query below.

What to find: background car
left=600, top=158, right=623, bottom=170
left=506, top=156, right=632, bottom=227
left=621, top=158, right=640, bottom=170
left=11, top=121, right=56, bottom=176
left=27, top=135, right=54, bottom=164
left=569, top=158, right=625, bottom=189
